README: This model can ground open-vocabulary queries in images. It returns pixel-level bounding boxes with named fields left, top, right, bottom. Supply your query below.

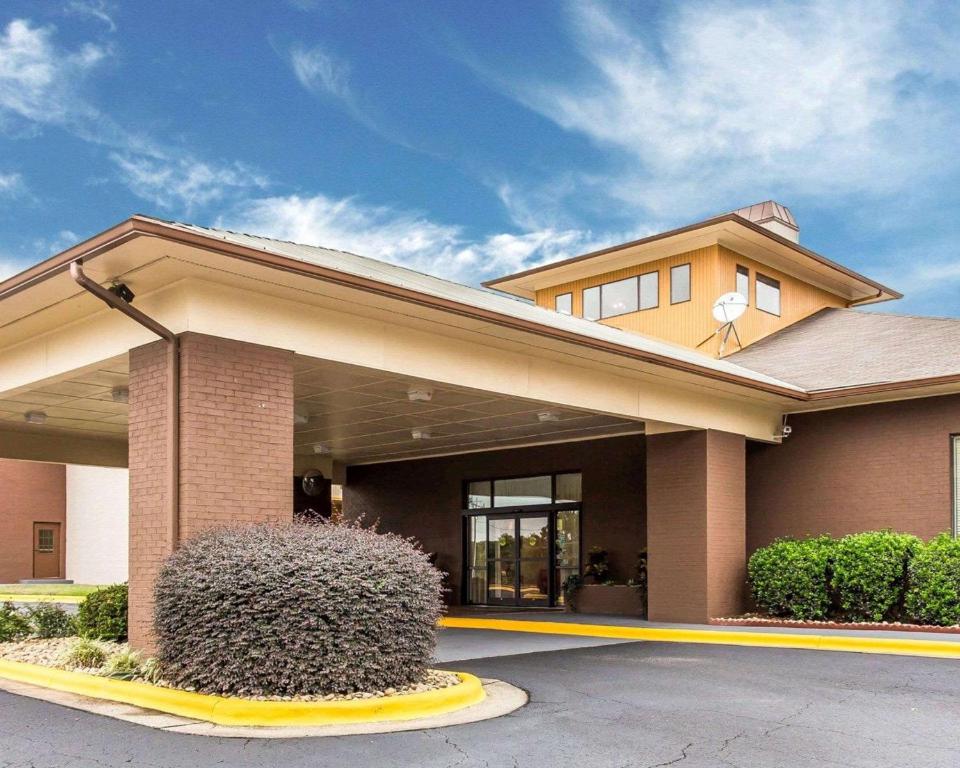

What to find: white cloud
left=221, top=193, right=626, bottom=285
left=65, top=1, right=117, bottom=32
left=0, top=18, right=107, bottom=133
left=472, top=0, right=960, bottom=216
left=289, top=44, right=353, bottom=103
left=0, top=171, right=25, bottom=197
left=0, top=256, right=20, bottom=281
left=111, top=154, right=269, bottom=212
left=0, top=18, right=266, bottom=211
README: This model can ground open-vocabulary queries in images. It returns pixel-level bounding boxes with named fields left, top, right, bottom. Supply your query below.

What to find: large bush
left=0, top=602, right=31, bottom=642
left=748, top=536, right=833, bottom=620
left=154, top=522, right=444, bottom=696
left=77, top=584, right=128, bottom=641
left=830, top=531, right=920, bottom=622
left=906, top=534, right=960, bottom=626
left=28, top=603, right=76, bottom=638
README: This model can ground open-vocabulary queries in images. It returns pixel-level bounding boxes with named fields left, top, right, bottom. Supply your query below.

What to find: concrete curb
left=0, top=659, right=486, bottom=727
left=439, top=617, right=960, bottom=659
left=0, top=594, right=85, bottom=604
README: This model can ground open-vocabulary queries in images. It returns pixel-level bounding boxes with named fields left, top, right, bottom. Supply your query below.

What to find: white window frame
left=670, top=263, right=691, bottom=304
left=736, top=265, right=749, bottom=304
left=555, top=292, right=572, bottom=315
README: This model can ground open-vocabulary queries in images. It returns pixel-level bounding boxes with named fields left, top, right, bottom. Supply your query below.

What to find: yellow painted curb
left=0, top=594, right=85, bottom=604
left=439, top=617, right=960, bottom=660
left=0, top=660, right=485, bottom=727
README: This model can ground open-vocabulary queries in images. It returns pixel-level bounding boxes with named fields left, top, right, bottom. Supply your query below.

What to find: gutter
left=69, top=259, right=179, bottom=551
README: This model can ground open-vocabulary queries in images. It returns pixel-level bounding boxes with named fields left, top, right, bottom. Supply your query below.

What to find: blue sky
left=2, top=0, right=959, bottom=315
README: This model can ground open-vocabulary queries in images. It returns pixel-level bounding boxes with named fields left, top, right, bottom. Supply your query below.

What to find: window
left=670, top=263, right=691, bottom=304
left=583, top=286, right=600, bottom=321
left=953, top=436, right=960, bottom=537
left=555, top=292, right=572, bottom=315
left=494, top=475, right=552, bottom=507
left=639, top=271, right=659, bottom=310
left=467, top=480, right=492, bottom=509
left=37, top=528, right=54, bottom=552
left=736, top=265, right=749, bottom=303
left=600, top=277, right=638, bottom=318
left=756, top=273, right=781, bottom=315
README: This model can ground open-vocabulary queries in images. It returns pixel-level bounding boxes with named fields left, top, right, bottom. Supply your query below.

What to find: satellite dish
left=712, top=292, right=748, bottom=323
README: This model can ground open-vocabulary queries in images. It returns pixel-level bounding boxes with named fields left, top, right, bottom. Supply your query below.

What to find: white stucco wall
left=65, top=465, right=129, bottom=584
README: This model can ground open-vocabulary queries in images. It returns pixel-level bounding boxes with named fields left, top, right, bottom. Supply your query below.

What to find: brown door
left=33, top=523, right=61, bottom=579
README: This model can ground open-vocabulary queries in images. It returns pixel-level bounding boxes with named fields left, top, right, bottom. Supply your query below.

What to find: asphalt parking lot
left=2, top=629, right=959, bottom=767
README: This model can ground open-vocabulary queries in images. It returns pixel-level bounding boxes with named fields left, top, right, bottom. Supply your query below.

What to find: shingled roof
left=728, top=308, right=960, bottom=391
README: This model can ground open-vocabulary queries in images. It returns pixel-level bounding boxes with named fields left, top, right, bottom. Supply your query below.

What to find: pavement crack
left=644, top=741, right=693, bottom=768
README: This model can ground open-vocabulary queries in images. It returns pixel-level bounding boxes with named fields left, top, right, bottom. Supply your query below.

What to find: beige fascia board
left=179, top=279, right=784, bottom=441
left=0, top=426, right=126, bottom=467
left=0, top=279, right=190, bottom=396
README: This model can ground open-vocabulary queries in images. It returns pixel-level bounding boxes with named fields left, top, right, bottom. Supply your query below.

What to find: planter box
left=569, top=585, right=645, bottom=617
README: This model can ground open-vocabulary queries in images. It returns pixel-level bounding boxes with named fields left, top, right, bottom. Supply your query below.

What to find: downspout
left=70, top=259, right=180, bottom=551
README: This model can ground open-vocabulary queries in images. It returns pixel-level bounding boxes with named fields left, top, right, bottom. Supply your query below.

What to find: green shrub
left=103, top=649, right=143, bottom=680
left=748, top=536, right=834, bottom=620
left=0, top=602, right=31, bottom=642
left=905, top=534, right=960, bottom=626
left=64, top=637, right=107, bottom=668
left=77, top=584, right=127, bottom=641
left=831, top=531, right=920, bottom=622
left=154, top=521, right=445, bottom=696
left=28, top=604, right=76, bottom=638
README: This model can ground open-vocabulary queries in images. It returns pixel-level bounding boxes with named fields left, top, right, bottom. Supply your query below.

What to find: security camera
left=781, top=425, right=793, bottom=438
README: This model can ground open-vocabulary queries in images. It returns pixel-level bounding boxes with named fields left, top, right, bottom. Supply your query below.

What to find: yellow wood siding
left=535, top=244, right=847, bottom=356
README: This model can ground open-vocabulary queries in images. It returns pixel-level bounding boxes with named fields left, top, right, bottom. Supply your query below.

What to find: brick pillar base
left=128, top=333, right=294, bottom=651
left=646, top=430, right=745, bottom=623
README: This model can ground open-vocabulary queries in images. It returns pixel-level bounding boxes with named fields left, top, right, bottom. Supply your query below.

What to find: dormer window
left=670, top=263, right=691, bottom=304
left=555, top=292, right=572, bottom=315
left=601, top=277, right=638, bottom=318
left=756, top=273, right=781, bottom=316
left=736, top=265, right=749, bottom=303
left=583, top=286, right=600, bottom=321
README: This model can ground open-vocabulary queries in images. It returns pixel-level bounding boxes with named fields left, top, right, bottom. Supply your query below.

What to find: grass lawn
left=0, top=584, right=102, bottom=597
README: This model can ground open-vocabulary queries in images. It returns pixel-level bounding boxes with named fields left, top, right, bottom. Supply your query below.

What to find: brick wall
left=0, top=459, right=66, bottom=582
left=128, top=333, right=294, bottom=649
left=647, top=430, right=745, bottom=622
left=747, top=393, right=960, bottom=553
left=344, top=434, right=646, bottom=602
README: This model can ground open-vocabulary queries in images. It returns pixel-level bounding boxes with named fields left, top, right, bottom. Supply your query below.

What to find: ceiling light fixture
left=407, top=387, right=434, bottom=402
left=312, top=443, right=330, bottom=455
left=537, top=411, right=560, bottom=423
left=411, top=429, right=431, bottom=440
left=111, top=386, right=129, bottom=404
left=293, top=403, right=311, bottom=426
left=24, top=411, right=47, bottom=425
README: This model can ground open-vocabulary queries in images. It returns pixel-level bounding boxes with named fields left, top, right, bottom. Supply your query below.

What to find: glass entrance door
left=464, top=472, right=581, bottom=607
left=486, top=514, right=549, bottom=606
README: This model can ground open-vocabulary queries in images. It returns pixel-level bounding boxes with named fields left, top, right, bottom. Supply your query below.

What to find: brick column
left=128, top=333, right=294, bottom=650
left=646, top=429, right=745, bottom=623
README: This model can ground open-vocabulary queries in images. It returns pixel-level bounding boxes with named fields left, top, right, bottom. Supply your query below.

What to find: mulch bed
left=710, top=615, right=960, bottom=634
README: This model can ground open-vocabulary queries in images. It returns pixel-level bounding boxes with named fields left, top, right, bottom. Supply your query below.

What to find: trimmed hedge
left=154, top=521, right=444, bottom=696
left=747, top=530, right=960, bottom=625
left=906, top=534, right=960, bottom=626
left=77, top=584, right=128, bottom=641
left=748, top=536, right=833, bottom=620
left=830, top=531, right=920, bottom=622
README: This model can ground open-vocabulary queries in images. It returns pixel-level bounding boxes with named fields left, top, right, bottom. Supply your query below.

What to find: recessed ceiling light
left=24, top=411, right=47, bottom=425
left=537, top=411, right=560, bottom=423
left=111, top=386, right=129, bottom=404
left=312, top=443, right=330, bottom=455
left=411, top=429, right=431, bottom=440
left=407, top=387, right=433, bottom=402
